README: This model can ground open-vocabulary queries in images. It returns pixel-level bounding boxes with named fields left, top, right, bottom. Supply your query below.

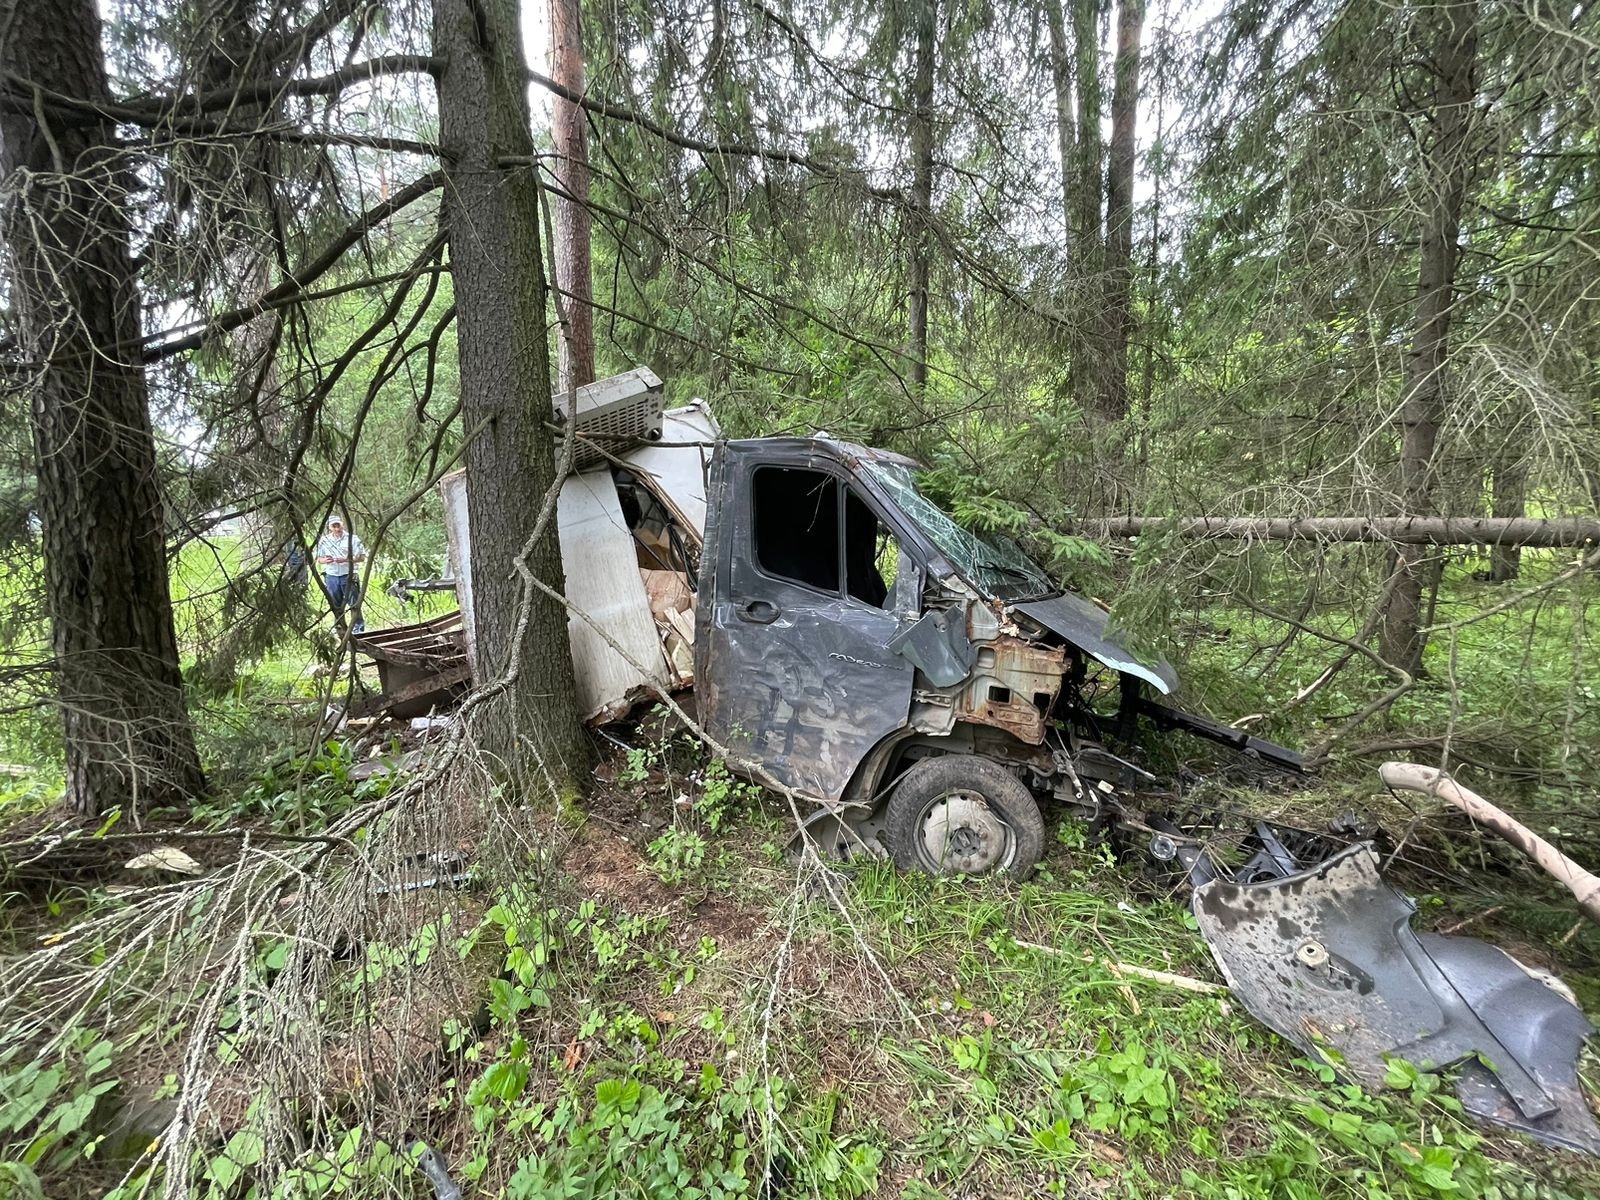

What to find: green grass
left=4, top=541, right=1599, bottom=1197
left=4, top=730, right=1599, bottom=1200
left=0, top=533, right=457, bottom=815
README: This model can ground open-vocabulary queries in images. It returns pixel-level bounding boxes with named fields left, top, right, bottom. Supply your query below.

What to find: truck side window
left=752, top=466, right=840, bottom=593
left=844, top=488, right=893, bottom=608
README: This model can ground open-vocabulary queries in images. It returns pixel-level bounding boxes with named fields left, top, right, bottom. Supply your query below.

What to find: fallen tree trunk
left=1073, top=516, right=1600, bottom=549
left=1379, top=762, right=1600, bottom=926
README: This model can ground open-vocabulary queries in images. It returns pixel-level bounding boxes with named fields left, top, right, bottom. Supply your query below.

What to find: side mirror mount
left=892, top=546, right=924, bottom=618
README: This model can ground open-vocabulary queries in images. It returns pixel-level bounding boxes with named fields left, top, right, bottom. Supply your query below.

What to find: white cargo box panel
left=557, top=470, right=671, bottom=720
left=440, top=467, right=672, bottom=721
left=617, top=400, right=718, bottom=537
left=439, top=469, right=477, bottom=675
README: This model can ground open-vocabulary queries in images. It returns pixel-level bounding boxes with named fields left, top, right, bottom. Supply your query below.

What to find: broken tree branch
left=1378, top=762, right=1600, bottom=925
left=521, top=69, right=903, bottom=201
left=1070, top=516, right=1600, bottom=549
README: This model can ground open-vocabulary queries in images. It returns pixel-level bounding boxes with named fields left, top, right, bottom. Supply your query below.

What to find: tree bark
left=1061, top=515, right=1599, bottom=549
left=1380, top=2, right=1478, bottom=674
left=1066, top=0, right=1103, bottom=418
left=1043, top=0, right=1078, bottom=256
left=906, top=0, right=937, bottom=396
left=1, top=0, right=206, bottom=817
left=549, top=0, right=596, bottom=391
left=1069, top=0, right=1103, bottom=260
left=1095, top=0, right=1144, bottom=422
left=433, top=0, right=589, bottom=789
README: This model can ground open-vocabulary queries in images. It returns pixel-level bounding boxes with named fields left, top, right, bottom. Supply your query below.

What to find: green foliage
left=194, top=736, right=398, bottom=830
left=0, top=1023, right=120, bottom=1184
left=418, top=878, right=883, bottom=1200
left=648, top=826, right=708, bottom=885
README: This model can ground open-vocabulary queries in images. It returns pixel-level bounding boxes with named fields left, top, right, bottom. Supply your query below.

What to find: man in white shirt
left=315, top=514, right=367, bottom=633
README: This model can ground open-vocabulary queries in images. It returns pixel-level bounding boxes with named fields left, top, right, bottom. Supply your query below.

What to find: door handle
left=738, top=599, right=780, bottom=624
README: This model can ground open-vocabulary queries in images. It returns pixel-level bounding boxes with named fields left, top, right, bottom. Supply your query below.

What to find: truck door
left=697, top=444, right=917, bottom=801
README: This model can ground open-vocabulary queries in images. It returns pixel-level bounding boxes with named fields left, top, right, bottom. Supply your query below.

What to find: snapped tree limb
left=1379, top=762, right=1600, bottom=925
left=1072, top=516, right=1600, bottom=549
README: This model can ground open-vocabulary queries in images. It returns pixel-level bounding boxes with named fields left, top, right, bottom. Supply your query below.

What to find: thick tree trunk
left=1380, top=3, right=1478, bottom=674
left=1, top=0, right=205, bottom=817
left=1095, top=0, right=1144, bottom=422
left=433, top=0, right=589, bottom=789
left=550, top=0, right=596, bottom=391
left=1066, top=0, right=1103, bottom=419
left=1065, top=515, right=1598, bottom=548
left=1043, top=0, right=1078, bottom=255
left=906, top=0, right=937, bottom=396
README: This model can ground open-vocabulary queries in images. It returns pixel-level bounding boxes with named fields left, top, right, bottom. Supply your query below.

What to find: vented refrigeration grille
left=559, top=367, right=665, bottom=472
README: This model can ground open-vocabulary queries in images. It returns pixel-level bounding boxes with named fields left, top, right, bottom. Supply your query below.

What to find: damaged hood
left=1012, top=592, right=1178, bottom=696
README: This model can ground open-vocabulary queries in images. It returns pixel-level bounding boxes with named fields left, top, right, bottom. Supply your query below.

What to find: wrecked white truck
left=362, top=369, right=1299, bottom=879
left=360, top=369, right=1600, bottom=1158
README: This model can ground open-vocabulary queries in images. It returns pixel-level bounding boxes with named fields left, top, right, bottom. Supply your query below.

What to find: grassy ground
left=3, top=551, right=1599, bottom=1197
left=1, top=532, right=453, bottom=818
left=5, top=719, right=1597, bottom=1199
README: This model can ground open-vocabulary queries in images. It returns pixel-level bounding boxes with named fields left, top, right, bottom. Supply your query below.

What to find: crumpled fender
left=1193, top=843, right=1600, bottom=1155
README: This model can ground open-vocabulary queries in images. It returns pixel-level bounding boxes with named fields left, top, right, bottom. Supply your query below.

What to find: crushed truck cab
left=694, top=436, right=1299, bottom=875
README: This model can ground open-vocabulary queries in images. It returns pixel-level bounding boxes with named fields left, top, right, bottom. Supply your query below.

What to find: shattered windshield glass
left=865, top=462, right=1055, bottom=601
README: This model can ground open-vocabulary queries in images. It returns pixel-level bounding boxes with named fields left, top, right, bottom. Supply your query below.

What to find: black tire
left=884, top=756, right=1045, bottom=879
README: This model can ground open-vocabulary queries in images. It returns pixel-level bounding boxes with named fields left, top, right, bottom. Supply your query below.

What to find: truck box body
left=439, top=399, right=717, bottom=722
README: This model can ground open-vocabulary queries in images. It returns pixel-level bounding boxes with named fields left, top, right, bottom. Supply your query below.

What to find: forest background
left=2, top=0, right=1600, bottom=1197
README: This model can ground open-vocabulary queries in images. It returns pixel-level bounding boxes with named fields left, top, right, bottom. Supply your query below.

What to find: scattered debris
left=412, top=1141, right=463, bottom=1200
left=123, top=847, right=203, bottom=876
left=350, top=750, right=424, bottom=781
left=351, top=611, right=470, bottom=720
left=1108, top=961, right=1226, bottom=995
left=372, top=851, right=474, bottom=897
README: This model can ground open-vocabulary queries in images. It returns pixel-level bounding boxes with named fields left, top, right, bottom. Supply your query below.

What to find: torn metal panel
left=1422, top=934, right=1600, bottom=1156
left=958, top=635, right=1067, bottom=745
left=559, top=471, right=674, bottom=722
left=889, top=607, right=975, bottom=687
left=1012, top=593, right=1177, bottom=696
left=1194, top=844, right=1600, bottom=1155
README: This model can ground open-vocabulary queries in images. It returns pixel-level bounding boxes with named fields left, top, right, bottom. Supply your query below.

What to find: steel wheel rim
left=914, top=787, right=1016, bottom=875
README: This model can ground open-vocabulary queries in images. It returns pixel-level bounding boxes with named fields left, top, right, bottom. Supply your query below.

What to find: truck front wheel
left=884, top=756, right=1045, bottom=879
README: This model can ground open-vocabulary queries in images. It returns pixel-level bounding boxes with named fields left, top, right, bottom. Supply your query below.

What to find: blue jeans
left=324, top=573, right=363, bottom=631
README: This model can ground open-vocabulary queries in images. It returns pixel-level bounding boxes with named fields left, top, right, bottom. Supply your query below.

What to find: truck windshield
left=865, top=461, right=1055, bottom=601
